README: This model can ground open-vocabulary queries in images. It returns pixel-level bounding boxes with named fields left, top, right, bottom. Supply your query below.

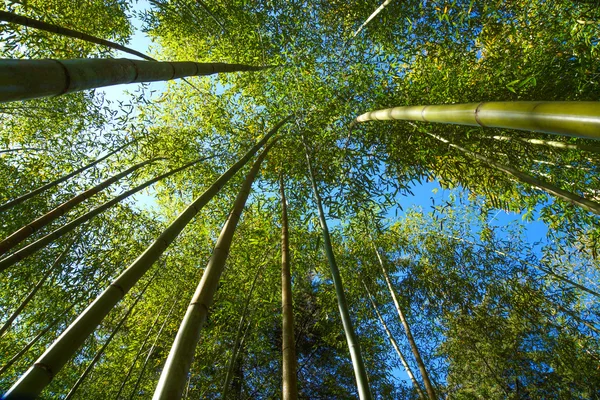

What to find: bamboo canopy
left=352, top=101, right=600, bottom=140
left=0, top=58, right=268, bottom=103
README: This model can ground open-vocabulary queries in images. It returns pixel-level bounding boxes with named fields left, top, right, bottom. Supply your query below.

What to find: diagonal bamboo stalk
left=222, top=262, right=263, bottom=399
left=64, top=268, right=159, bottom=400
left=0, top=10, right=155, bottom=61
left=153, top=139, right=277, bottom=400
left=0, top=158, right=162, bottom=256
left=0, top=141, right=132, bottom=213
left=352, top=0, right=394, bottom=37
left=0, top=239, right=74, bottom=337
left=423, top=130, right=600, bottom=216
left=488, top=135, right=600, bottom=154
left=352, top=101, right=600, bottom=140
left=2, top=119, right=289, bottom=399
left=303, top=137, right=373, bottom=400
left=0, top=58, right=270, bottom=103
left=114, top=296, right=168, bottom=400
left=371, top=239, right=436, bottom=400
left=129, top=294, right=180, bottom=400
left=361, top=280, right=426, bottom=399
left=0, top=156, right=214, bottom=272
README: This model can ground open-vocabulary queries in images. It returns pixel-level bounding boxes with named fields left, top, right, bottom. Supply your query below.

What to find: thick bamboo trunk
left=114, top=297, right=168, bottom=400
left=130, top=294, right=180, bottom=400
left=352, top=101, right=600, bottom=140
left=153, top=140, right=277, bottom=400
left=0, top=10, right=155, bottom=61
left=303, top=139, right=373, bottom=400
left=353, top=0, right=394, bottom=37
left=64, top=269, right=158, bottom=400
left=0, top=240, right=73, bottom=337
left=0, top=158, right=161, bottom=256
left=222, top=265, right=262, bottom=399
left=0, top=156, right=212, bottom=272
left=425, top=131, right=600, bottom=216
left=2, top=120, right=288, bottom=399
left=362, top=280, right=426, bottom=399
left=489, top=135, right=600, bottom=154
left=0, top=141, right=130, bottom=213
left=372, top=244, right=437, bottom=400
left=0, top=303, right=76, bottom=376
left=0, top=58, right=269, bottom=103
left=279, top=175, right=298, bottom=400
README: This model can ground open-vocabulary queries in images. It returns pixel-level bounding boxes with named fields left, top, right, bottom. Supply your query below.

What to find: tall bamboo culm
left=303, top=138, right=373, bottom=400
left=0, top=158, right=161, bottom=256
left=0, top=141, right=131, bottom=213
left=0, top=157, right=212, bottom=272
left=2, top=120, right=288, bottom=399
left=152, top=140, right=277, bottom=400
left=280, top=175, right=298, bottom=400
left=0, top=58, right=269, bottom=103
left=352, top=101, right=600, bottom=140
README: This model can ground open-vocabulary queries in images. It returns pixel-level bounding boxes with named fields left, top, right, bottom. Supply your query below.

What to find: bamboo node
left=53, top=60, right=71, bottom=95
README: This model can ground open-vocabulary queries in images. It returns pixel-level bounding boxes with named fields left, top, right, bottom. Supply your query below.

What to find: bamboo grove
left=1, top=0, right=599, bottom=398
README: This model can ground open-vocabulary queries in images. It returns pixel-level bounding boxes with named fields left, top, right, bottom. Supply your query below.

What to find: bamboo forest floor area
left=1, top=1, right=600, bottom=399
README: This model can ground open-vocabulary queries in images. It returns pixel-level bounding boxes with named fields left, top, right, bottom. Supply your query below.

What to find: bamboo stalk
left=362, top=280, right=426, bottom=399
left=424, top=130, right=600, bottom=216
left=64, top=268, right=159, bottom=400
left=371, top=241, right=437, bottom=400
left=352, top=101, right=600, bottom=140
left=352, top=0, right=394, bottom=37
left=0, top=303, right=76, bottom=376
left=1, top=120, right=288, bottom=399
left=489, top=135, right=600, bottom=154
left=279, top=175, right=298, bottom=400
left=0, top=156, right=213, bottom=272
left=222, top=263, right=262, bottom=399
left=0, top=58, right=269, bottom=103
left=303, top=137, right=373, bottom=400
left=0, top=141, right=131, bottom=213
left=114, top=297, right=168, bottom=400
left=0, top=10, right=155, bottom=61
left=0, top=240, right=74, bottom=337
left=0, top=158, right=162, bottom=256
left=153, top=140, right=277, bottom=400
left=129, top=294, right=180, bottom=400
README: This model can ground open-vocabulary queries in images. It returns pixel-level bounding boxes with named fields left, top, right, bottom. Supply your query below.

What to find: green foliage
left=1, top=0, right=600, bottom=398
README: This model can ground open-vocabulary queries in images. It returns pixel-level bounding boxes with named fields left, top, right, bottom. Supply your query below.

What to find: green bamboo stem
left=371, top=241, right=436, bottom=400
left=0, top=157, right=213, bottom=272
left=0, top=304, right=77, bottom=377
left=64, top=268, right=158, bottom=400
left=153, top=140, right=277, bottom=400
left=0, top=158, right=162, bottom=256
left=130, top=294, right=180, bottom=400
left=352, top=101, right=600, bottom=140
left=114, top=297, right=168, bottom=400
left=0, top=240, right=74, bottom=337
left=0, top=147, right=46, bottom=154
left=1, top=121, right=287, bottom=399
left=222, top=263, right=262, bottom=399
left=444, top=235, right=600, bottom=299
left=489, top=135, right=600, bottom=154
left=279, top=175, right=298, bottom=400
left=0, top=10, right=155, bottom=61
left=0, top=141, right=131, bottom=213
left=362, top=280, right=426, bottom=400
left=424, top=130, right=600, bottom=216
left=303, top=138, right=373, bottom=400
left=352, top=0, right=394, bottom=37
left=0, top=58, right=269, bottom=103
